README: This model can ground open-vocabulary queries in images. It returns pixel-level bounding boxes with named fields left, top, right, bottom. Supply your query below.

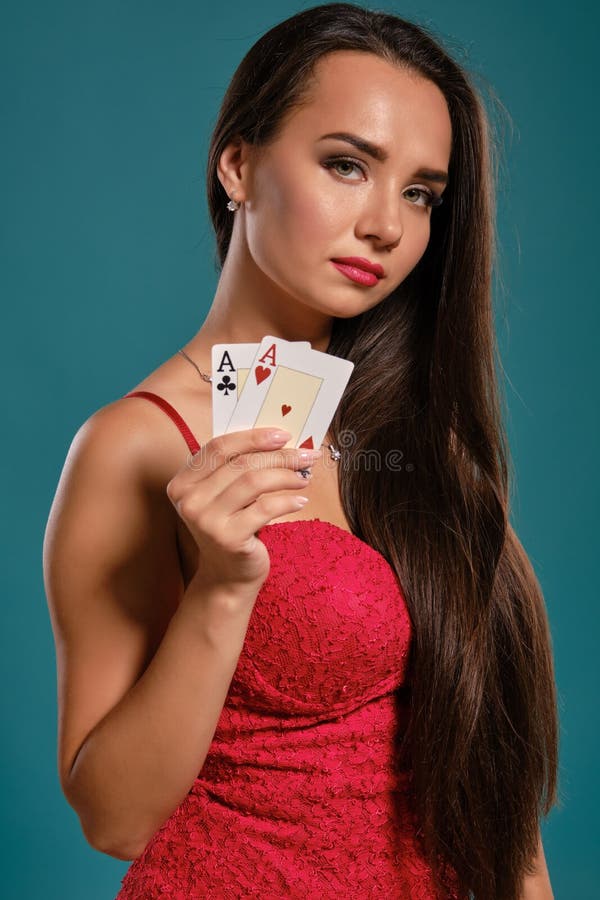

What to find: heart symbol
left=299, top=436, right=314, bottom=449
left=281, top=404, right=291, bottom=417
left=255, top=365, right=271, bottom=385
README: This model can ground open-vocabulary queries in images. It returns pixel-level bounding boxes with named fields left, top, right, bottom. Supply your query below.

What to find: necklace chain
left=178, top=348, right=212, bottom=383
left=178, top=348, right=341, bottom=461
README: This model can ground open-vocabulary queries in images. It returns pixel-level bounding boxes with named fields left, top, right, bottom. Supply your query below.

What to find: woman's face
left=228, top=50, right=452, bottom=318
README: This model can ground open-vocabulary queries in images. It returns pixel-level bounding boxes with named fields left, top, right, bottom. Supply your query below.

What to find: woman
left=43, top=4, right=560, bottom=898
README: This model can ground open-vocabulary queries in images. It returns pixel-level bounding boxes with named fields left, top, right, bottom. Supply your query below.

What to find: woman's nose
left=356, top=190, right=404, bottom=249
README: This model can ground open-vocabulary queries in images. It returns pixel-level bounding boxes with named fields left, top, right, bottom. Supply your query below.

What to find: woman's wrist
left=177, top=576, right=260, bottom=648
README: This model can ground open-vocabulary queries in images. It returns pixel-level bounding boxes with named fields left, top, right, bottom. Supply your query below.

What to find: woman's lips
left=330, top=261, right=381, bottom=286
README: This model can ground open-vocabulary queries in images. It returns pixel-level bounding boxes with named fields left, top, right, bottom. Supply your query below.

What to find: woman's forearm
left=520, top=831, right=554, bottom=900
left=63, top=584, right=255, bottom=859
left=521, top=875, right=554, bottom=900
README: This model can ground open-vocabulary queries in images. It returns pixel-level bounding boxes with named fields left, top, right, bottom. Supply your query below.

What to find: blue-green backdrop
left=1, top=1, right=596, bottom=897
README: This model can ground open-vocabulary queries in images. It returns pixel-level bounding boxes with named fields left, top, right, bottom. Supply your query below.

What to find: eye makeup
left=322, top=155, right=444, bottom=208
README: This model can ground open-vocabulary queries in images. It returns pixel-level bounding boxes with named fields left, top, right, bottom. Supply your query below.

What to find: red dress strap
left=122, top=390, right=201, bottom=455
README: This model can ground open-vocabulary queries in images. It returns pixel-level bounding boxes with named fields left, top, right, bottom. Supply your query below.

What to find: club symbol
left=217, top=375, right=236, bottom=397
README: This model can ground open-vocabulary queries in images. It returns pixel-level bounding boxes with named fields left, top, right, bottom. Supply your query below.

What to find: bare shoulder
left=43, top=393, right=193, bottom=793
left=43, top=393, right=188, bottom=652
left=68, top=391, right=195, bottom=488
left=58, top=397, right=166, bottom=487
left=44, top=382, right=210, bottom=608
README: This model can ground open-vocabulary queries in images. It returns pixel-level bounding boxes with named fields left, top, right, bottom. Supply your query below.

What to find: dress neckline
left=258, top=517, right=387, bottom=565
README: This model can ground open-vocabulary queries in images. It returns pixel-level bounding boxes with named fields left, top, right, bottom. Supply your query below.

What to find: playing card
left=224, top=334, right=354, bottom=450
left=211, top=341, right=310, bottom=437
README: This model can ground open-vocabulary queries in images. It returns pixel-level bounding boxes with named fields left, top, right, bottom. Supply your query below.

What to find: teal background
left=1, top=1, right=597, bottom=897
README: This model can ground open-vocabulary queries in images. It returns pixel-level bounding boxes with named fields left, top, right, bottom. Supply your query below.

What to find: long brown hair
left=205, top=4, right=561, bottom=897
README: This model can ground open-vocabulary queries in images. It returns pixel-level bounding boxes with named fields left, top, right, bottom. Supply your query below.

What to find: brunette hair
left=206, top=4, right=561, bottom=898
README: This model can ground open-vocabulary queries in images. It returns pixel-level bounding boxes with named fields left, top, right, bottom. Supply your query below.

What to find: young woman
left=43, top=4, right=560, bottom=898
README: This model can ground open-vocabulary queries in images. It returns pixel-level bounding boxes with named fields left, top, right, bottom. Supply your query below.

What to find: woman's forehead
left=276, top=52, right=452, bottom=164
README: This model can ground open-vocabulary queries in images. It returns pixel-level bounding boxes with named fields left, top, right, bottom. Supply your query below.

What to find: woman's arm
left=520, top=829, right=554, bottom=900
left=43, top=405, right=257, bottom=859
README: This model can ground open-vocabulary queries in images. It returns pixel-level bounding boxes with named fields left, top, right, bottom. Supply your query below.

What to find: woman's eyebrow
left=317, top=131, right=449, bottom=186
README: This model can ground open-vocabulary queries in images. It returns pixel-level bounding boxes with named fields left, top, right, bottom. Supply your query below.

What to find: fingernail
left=298, top=449, right=322, bottom=460
left=266, top=429, right=292, bottom=443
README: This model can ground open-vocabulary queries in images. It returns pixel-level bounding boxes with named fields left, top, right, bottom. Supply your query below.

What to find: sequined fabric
left=116, top=519, right=461, bottom=899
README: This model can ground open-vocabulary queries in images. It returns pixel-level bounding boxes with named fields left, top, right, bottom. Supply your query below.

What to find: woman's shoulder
left=79, top=356, right=212, bottom=493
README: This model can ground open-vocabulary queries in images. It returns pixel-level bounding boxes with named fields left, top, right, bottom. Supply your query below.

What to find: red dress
left=115, top=391, right=461, bottom=899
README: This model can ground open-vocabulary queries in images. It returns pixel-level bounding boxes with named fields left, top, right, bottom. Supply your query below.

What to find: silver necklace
left=178, top=348, right=341, bottom=461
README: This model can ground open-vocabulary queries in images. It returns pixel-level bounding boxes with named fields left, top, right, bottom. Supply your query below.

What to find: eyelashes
left=322, top=155, right=444, bottom=209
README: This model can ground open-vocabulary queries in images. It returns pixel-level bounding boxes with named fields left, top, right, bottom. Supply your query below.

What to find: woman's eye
left=404, top=186, right=436, bottom=208
left=323, top=157, right=365, bottom=179
left=323, top=158, right=443, bottom=209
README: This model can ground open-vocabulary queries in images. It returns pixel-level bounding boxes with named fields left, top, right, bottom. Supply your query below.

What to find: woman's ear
left=216, top=136, right=252, bottom=203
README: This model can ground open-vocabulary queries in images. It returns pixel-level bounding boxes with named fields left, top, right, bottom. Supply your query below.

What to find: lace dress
left=115, top=391, right=462, bottom=899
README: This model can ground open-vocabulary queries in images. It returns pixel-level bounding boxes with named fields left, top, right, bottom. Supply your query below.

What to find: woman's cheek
left=408, top=226, right=431, bottom=268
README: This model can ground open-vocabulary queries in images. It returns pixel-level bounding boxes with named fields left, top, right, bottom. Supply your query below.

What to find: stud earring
left=226, top=192, right=241, bottom=211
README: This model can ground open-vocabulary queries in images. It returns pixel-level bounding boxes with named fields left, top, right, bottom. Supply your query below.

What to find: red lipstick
left=331, top=256, right=384, bottom=287
left=332, top=257, right=385, bottom=277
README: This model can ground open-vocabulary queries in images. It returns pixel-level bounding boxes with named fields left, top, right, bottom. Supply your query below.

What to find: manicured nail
left=298, top=449, right=322, bottom=460
left=264, top=429, right=292, bottom=444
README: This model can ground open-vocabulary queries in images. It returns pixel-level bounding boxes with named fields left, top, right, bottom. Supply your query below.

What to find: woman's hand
left=166, top=427, right=321, bottom=601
